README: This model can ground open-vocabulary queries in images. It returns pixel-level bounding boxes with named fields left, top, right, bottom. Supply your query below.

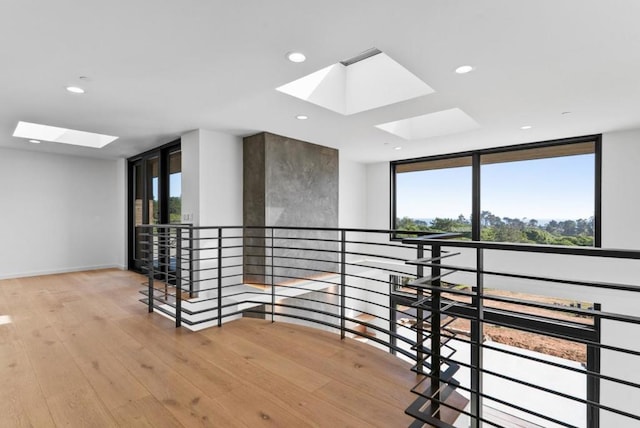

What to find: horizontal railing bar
left=244, top=244, right=413, bottom=264
left=183, top=244, right=244, bottom=253
left=423, top=298, right=599, bottom=343
left=414, top=371, right=575, bottom=428
left=405, top=252, right=461, bottom=265
left=407, top=387, right=503, bottom=428
left=432, top=351, right=640, bottom=422
left=416, top=261, right=640, bottom=293
left=403, top=280, right=640, bottom=327
left=414, top=326, right=640, bottom=392
left=407, top=270, right=457, bottom=288
left=183, top=273, right=243, bottom=284
left=401, top=233, right=463, bottom=243
left=404, top=237, right=640, bottom=259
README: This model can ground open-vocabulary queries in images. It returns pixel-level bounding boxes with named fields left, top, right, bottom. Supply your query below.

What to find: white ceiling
left=2, top=1, right=640, bottom=163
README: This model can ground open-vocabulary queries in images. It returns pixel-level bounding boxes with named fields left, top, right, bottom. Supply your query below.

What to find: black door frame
left=127, top=139, right=181, bottom=272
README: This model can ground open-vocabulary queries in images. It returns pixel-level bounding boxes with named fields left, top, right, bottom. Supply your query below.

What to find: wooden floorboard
left=0, top=269, right=464, bottom=427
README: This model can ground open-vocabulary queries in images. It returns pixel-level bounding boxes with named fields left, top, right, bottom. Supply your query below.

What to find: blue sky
left=397, top=154, right=594, bottom=221
left=152, top=173, right=182, bottom=198
left=170, top=173, right=181, bottom=197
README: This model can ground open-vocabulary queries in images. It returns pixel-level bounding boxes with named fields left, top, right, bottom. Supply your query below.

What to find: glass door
left=168, top=150, right=181, bottom=223
left=130, top=155, right=160, bottom=271
left=128, top=140, right=181, bottom=273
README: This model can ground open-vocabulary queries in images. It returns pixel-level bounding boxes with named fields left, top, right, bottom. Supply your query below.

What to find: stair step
left=405, top=398, right=457, bottom=428
left=406, top=374, right=468, bottom=427
left=406, top=270, right=456, bottom=289
left=405, top=252, right=461, bottom=266
left=410, top=358, right=461, bottom=382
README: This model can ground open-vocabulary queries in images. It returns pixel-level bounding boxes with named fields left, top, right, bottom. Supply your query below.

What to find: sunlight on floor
left=0, top=315, right=12, bottom=326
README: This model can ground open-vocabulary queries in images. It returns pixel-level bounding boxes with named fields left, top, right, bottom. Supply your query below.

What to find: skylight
left=375, top=108, right=480, bottom=140
left=276, top=49, right=434, bottom=115
left=12, top=121, right=118, bottom=148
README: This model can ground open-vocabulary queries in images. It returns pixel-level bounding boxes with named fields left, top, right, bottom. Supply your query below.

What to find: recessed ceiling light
left=66, top=86, right=85, bottom=94
left=13, top=121, right=118, bottom=148
left=521, top=125, right=532, bottom=130
left=295, top=115, right=308, bottom=120
left=394, top=146, right=402, bottom=150
left=286, top=52, right=306, bottom=63
left=28, top=139, right=41, bottom=144
left=455, top=65, right=474, bottom=74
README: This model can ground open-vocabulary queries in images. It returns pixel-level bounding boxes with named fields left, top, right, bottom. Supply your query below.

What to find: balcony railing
left=137, top=224, right=640, bottom=428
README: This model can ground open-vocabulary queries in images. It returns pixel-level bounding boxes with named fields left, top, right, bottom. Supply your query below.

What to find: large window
left=392, top=136, right=600, bottom=246
left=394, top=157, right=472, bottom=238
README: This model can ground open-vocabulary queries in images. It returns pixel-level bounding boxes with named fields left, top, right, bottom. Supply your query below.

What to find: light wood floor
left=0, top=269, right=450, bottom=427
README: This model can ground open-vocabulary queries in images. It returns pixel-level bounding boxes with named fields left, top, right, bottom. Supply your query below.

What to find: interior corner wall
left=339, top=157, right=367, bottom=228
left=598, top=128, right=640, bottom=426
left=180, top=129, right=201, bottom=225
left=197, top=129, right=243, bottom=226
left=115, top=157, right=127, bottom=269
left=365, top=161, right=391, bottom=230
left=181, top=129, right=243, bottom=226
left=601, top=129, right=640, bottom=250
left=0, top=147, right=125, bottom=279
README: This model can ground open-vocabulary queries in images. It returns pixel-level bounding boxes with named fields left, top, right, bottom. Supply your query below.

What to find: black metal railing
left=137, top=224, right=640, bottom=428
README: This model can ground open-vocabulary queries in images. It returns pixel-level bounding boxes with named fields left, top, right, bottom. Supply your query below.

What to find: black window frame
left=390, top=134, right=602, bottom=247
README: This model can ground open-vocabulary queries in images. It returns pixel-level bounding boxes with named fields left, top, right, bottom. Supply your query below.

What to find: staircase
left=403, top=247, right=468, bottom=427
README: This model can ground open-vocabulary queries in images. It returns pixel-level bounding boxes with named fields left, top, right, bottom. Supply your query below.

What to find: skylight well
left=375, top=108, right=480, bottom=140
left=276, top=48, right=435, bottom=115
left=12, top=121, right=118, bottom=148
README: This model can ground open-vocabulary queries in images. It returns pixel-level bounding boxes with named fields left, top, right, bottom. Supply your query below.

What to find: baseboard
left=0, top=264, right=127, bottom=281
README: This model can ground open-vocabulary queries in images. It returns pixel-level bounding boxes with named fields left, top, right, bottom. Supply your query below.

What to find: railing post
left=147, top=228, right=154, bottom=313
left=271, top=227, right=275, bottom=323
left=175, top=227, right=182, bottom=328
left=430, top=243, right=442, bottom=416
left=587, top=303, right=601, bottom=428
left=416, top=243, right=425, bottom=374
left=470, top=247, right=484, bottom=428
left=340, top=230, right=346, bottom=340
left=217, top=227, right=223, bottom=327
left=189, top=226, right=194, bottom=298
left=162, top=226, right=168, bottom=300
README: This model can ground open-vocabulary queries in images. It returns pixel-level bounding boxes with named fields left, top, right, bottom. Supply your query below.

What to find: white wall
left=365, top=162, right=390, bottom=230
left=198, top=129, right=243, bottom=226
left=180, top=129, right=243, bottom=296
left=601, top=129, right=640, bottom=249
left=181, top=129, right=243, bottom=226
left=180, top=129, right=200, bottom=225
left=0, top=148, right=125, bottom=279
left=338, top=157, right=367, bottom=228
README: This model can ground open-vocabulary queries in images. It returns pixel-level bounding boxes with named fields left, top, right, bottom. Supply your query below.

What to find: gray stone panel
left=243, top=134, right=266, bottom=284
left=243, top=132, right=339, bottom=285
